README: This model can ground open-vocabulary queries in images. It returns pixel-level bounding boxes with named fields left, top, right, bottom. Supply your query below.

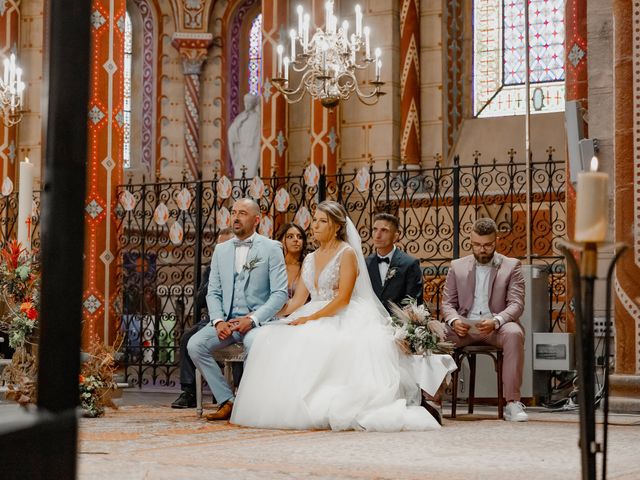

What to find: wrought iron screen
left=116, top=152, right=567, bottom=387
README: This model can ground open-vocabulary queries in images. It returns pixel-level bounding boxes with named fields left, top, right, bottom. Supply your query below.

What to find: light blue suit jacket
left=206, top=233, right=288, bottom=326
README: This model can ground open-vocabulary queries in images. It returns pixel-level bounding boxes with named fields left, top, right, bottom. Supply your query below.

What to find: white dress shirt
left=234, top=232, right=257, bottom=273
left=468, top=264, right=492, bottom=320
left=377, top=246, right=396, bottom=285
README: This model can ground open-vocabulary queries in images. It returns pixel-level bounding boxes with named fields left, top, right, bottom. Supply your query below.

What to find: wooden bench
left=195, top=343, right=246, bottom=417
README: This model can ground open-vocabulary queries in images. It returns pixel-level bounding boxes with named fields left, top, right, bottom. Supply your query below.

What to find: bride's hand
left=289, top=316, right=313, bottom=326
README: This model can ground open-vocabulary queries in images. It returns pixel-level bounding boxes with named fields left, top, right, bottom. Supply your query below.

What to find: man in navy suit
left=366, top=213, right=423, bottom=311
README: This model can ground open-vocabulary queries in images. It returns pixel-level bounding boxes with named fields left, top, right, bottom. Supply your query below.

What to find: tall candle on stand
left=17, top=156, right=34, bottom=251
left=575, top=156, right=609, bottom=243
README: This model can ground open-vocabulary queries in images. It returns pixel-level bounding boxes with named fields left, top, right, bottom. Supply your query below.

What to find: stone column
left=172, top=34, right=213, bottom=180
left=310, top=0, right=339, bottom=173
left=0, top=1, right=19, bottom=186
left=260, top=0, right=287, bottom=177
left=564, top=0, right=588, bottom=333
left=610, top=0, right=640, bottom=411
left=400, top=0, right=420, bottom=165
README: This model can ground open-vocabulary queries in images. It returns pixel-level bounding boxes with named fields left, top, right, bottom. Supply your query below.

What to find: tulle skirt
left=230, top=297, right=440, bottom=431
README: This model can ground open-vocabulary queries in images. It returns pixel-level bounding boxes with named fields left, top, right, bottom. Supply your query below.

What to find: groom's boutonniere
left=491, top=255, right=503, bottom=268
left=243, top=257, right=262, bottom=272
left=385, top=267, right=398, bottom=281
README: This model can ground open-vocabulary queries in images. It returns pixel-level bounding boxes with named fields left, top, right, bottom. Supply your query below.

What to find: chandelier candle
left=575, top=156, right=609, bottom=243
left=17, top=156, right=34, bottom=251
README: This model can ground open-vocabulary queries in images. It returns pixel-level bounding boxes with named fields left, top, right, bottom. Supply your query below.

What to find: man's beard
left=474, top=252, right=494, bottom=265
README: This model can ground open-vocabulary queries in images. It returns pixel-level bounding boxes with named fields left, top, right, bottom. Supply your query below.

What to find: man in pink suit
left=441, top=218, right=528, bottom=421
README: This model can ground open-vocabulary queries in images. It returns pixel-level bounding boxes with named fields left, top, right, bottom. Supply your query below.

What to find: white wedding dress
left=231, top=222, right=440, bottom=431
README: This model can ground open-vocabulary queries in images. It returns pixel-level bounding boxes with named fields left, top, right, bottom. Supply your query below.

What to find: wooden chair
left=195, top=343, right=246, bottom=417
left=450, top=345, right=504, bottom=419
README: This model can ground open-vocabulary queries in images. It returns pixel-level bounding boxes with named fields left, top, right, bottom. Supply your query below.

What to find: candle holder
left=558, top=239, right=628, bottom=480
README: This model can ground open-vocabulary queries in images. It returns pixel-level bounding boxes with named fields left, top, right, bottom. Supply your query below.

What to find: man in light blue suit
left=188, top=198, right=288, bottom=421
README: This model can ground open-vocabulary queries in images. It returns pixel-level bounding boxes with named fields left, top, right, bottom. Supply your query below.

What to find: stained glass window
left=248, top=14, right=262, bottom=95
left=473, top=0, right=565, bottom=118
left=123, top=11, right=132, bottom=168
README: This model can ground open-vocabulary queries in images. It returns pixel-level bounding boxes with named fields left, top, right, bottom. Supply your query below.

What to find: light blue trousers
left=187, top=324, right=258, bottom=405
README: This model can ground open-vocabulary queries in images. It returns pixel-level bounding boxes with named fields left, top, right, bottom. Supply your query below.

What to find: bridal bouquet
left=389, top=298, right=454, bottom=355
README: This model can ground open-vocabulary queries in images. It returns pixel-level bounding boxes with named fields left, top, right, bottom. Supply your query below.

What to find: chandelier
left=0, top=53, right=25, bottom=127
left=272, top=1, right=384, bottom=108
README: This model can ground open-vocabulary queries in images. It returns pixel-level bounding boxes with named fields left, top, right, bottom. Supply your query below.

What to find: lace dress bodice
left=301, top=245, right=350, bottom=302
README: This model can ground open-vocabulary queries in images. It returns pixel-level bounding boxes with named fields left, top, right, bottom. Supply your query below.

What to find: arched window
left=123, top=10, right=132, bottom=168
left=473, top=0, right=565, bottom=117
left=248, top=13, right=262, bottom=95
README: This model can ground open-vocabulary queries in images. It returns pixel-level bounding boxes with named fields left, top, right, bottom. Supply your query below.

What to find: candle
left=355, top=5, right=362, bottom=37
left=363, top=26, right=370, bottom=59
left=18, top=156, right=34, bottom=251
left=297, top=5, right=303, bottom=34
left=350, top=34, right=357, bottom=64
left=325, top=1, right=333, bottom=30
left=3, top=58, right=8, bottom=85
left=342, top=20, right=349, bottom=40
left=303, top=14, right=310, bottom=51
left=9, top=53, right=15, bottom=88
left=575, top=156, right=609, bottom=243
left=283, top=57, right=290, bottom=83
left=276, top=44, right=284, bottom=77
left=290, top=29, right=297, bottom=60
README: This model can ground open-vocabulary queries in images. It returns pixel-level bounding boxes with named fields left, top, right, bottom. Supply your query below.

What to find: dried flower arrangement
left=389, top=297, right=454, bottom=355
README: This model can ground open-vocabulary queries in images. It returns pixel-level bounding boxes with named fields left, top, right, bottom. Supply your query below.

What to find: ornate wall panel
left=85, top=0, right=126, bottom=344
left=0, top=1, right=19, bottom=185
left=400, top=0, right=420, bottom=165
left=443, top=0, right=462, bottom=160
left=614, top=0, right=640, bottom=374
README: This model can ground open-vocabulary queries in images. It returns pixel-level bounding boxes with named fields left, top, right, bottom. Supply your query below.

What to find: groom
left=187, top=198, right=288, bottom=421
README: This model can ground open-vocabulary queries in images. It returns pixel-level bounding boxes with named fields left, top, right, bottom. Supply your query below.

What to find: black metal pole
left=452, top=155, right=460, bottom=259
left=193, top=179, right=204, bottom=323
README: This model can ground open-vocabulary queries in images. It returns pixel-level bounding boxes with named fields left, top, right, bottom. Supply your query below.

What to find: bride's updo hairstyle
left=316, top=200, right=348, bottom=242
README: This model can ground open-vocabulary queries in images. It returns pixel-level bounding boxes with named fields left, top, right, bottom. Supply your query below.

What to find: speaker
left=565, top=100, right=585, bottom=183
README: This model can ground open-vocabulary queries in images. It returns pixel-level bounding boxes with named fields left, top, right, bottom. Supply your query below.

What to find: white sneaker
left=504, top=401, right=529, bottom=422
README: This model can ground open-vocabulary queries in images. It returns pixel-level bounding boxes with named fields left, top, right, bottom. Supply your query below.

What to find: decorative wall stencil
left=294, top=206, right=312, bottom=230
left=259, top=214, right=273, bottom=237
left=217, top=206, right=231, bottom=229
left=400, top=0, right=420, bottom=165
left=169, top=221, right=184, bottom=245
left=119, top=189, right=136, bottom=211
left=355, top=166, right=370, bottom=192
left=153, top=202, right=169, bottom=225
left=248, top=176, right=265, bottom=199
left=176, top=187, right=192, bottom=210
left=274, top=187, right=290, bottom=212
left=304, top=163, right=320, bottom=187
left=217, top=175, right=232, bottom=199
left=2, top=176, right=13, bottom=196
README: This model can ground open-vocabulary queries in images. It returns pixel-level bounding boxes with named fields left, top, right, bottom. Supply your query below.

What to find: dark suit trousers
left=179, top=318, right=209, bottom=392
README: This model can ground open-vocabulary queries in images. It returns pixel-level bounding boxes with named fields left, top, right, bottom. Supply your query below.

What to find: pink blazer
left=441, top=253, right=525, bottom=324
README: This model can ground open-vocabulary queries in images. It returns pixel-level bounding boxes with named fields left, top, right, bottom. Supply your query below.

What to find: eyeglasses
left=471, top=241, right=495, bottom=250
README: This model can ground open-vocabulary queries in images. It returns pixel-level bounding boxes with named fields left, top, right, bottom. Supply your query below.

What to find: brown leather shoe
left=205, top=401, right=233, bottom=421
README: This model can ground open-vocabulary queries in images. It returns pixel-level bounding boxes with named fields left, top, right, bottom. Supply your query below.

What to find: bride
left=230, top=201, right=439, bottom=431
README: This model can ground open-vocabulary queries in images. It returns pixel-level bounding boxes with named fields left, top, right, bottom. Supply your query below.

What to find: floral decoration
left=389, top=297, right=454, bottom=355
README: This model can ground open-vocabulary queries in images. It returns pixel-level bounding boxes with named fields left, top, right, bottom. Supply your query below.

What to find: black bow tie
left=377, top=256, right=390, bottom=264
left=234, top=239, right=253, bottom=247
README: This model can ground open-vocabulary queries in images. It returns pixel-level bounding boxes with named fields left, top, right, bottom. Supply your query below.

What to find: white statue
left=228, top=93, right=261, bottom=178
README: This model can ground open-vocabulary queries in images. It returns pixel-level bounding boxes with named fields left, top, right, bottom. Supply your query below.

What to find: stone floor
left=2, top=390, right=640, bottom=479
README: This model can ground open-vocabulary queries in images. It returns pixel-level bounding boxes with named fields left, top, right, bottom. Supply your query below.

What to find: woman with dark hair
left=231, top=201, right=439, bottom=432
left=277, top=222, right=307, bottom=299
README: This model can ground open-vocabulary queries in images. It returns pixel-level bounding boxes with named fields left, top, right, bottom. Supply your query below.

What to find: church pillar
left=610, top=0, right=640, bottom=411
left=310, top=0, right=339, bottom=174
left=172, top=34, right=214, bottom=180
left=260, top=0, right=287, bottom=177
left=0, top=2, right=19, bottom=189
left=84, top=0, right=125, bottom=344
left=564, top=0, right=588, bottom=333
left=400, top=0, right=420, bottom=166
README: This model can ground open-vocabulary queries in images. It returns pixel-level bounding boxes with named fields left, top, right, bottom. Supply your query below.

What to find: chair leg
left=496, top=351, right=504, bottom=419
left=451, top=352, right=461, bottom=419
left=468, top=354, right=476, bottom=415
left=195, top=368, right=203, bottom=417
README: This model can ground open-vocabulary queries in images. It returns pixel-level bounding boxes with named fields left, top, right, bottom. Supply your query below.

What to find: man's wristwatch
left=493, top=318, right=501, bottom=330
left=250, top=319, right=257, bottom=329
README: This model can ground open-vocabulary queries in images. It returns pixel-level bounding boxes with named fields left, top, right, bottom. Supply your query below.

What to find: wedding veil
left=345, top=218, right=392, bottom=324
